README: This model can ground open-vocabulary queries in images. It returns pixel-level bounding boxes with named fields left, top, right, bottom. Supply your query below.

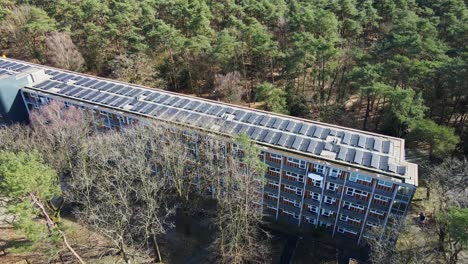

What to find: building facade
left=0, top=58, right=418, bottom=244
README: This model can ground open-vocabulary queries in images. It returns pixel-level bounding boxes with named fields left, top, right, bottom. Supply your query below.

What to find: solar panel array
left=0, top=58, right=408, bottom=176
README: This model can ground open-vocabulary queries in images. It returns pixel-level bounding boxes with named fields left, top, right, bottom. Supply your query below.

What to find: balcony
left=283, top=163, right=307, bottom=175
left=263, top=198, right=278, bottom=208
left=305, top=184, right=323, bottom=193
left=326, top=176, right=345, bottom=184
left=342, top=195, right=369, bottom=206
left=323, top=189, right=342, bottom=199
left=264, top=185, right=279, bottom=195
left=366, top=214, right=386, bottom=224
left=280, top=190, right=302, bottom=201
left=370, top=201, right=390, bottom=211
left=265, top=173, right=280, bottom=181
left=264, top=159, right=281, bottom=169
left=346, top=181, right=373, bottom=193
left=281, top=177, right=305, bottom=189
left=278, top=214, right=300, bottom=225
left=279, top=203, right=301, bottom=214
left=374, top=187, right=395, bottom=197
left=303, top=198, right=320, bottom=206
left=319, top=215, right=336, bottom=225
left=336, top=220, right=362, bottom=233
left=340, top=207, right=366, bottom=220
left=301, top=210, right=318, bottom=218
left=321, top=203, right=339, bottom=212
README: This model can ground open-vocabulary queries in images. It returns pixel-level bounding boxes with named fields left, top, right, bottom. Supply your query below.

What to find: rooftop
left=0, top=58, right=417, bottom=184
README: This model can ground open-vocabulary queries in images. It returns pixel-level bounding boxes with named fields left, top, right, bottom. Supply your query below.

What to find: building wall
left=21, top=90, right=416, bottom=244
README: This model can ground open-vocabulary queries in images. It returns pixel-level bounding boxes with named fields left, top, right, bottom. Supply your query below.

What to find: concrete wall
left=0, top=74, right=30, bottom=123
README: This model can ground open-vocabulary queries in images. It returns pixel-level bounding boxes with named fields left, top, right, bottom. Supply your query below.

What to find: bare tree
left=213, top=71, right=244, bottom=104
left=208, top=133, right=271, bottom=263
left=109, top=53, right=159, bottom=86
left=45, top=32, right=85, bottom=71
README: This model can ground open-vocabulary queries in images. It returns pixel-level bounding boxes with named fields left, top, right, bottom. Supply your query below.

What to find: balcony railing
left=281, top=177, right=305, bottom=189
left=346, top=181, right=373, bottom=192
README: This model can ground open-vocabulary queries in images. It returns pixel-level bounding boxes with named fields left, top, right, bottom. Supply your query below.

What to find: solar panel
left=354, top=150, right=364, bottom=164
left=307, top=140, right=317, bottom=153
left=342, top=132, right=352, bottom=145
left=306, top=126, right=316, bottom=137
left=350, top=134, right=359, bottom=146
left=99, top=83, right=115, bottom=91
left=313, top=127, right=323, bottom=138
left=82, top=79, right=98, bottom=87
left=92, top=93, right=109, bottom=102
left=272, top=118, right=283, bottom=129
left=109, top=84, right=124, bottom=93
left=247, top=113, right=258, bottom=123
left=373, top=138, right=382, bottom=151
left=250, top=127, right=262, bottom=140
left=299, top=124, right=309, bottom=135
left=299, top=138, right=311, bottom=152
left=144, top=104, right=159, bottom=114
left=126, top=88, right=143, bottom=97
left=382, top=141, right=391, bottom=153
left=240, top=112, right=252, bottom=122
left=366, top=138, right=375, bottom=149
left=370, top=154, right=380, bottom=168
left=291, top=136, right=302, bottom=150
left=234, top=110, right=246, bottom=121
left=279, top=120, right=289, bottom=130
left=337, top=146, right=348, bottom=160
left=17, top=65, right=32, bottom=72
left=358, top=136, right=366, bottom=148
left=92, top=81, right=107, bottom=89
left=77, top=89, right=93, bottom=99
left=75, top=77, right=91, bottom=85
left=116, top=87, right=132, bottom=95
left=324, top=142, right=333, bottom=151
left=83, top=91, right=101, bottom=100
left=397, top=166, right=406, bottom=175
left=362, top=152, right=372, bottom=166
left=259, top=116, right=270, bottom=126
left=67, top=87, right=84, bottom=96
left=196, top=103, right=210, bottom=113
left=185, top=113, right=201, bottom=124
left=314, top=142, right=324, bottom=154
left=58, top=85, right=76, bottom=94
left=379, top=156, right=389, bottom=170
left=388, top=163, right=397, bottom=173
left=346, top=149, right=356, bottom=163
left=277, top=133, right=289, bottom=146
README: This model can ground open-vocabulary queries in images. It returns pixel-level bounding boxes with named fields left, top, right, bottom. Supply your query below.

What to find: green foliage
left=256, top=82, right=289, bottom=115
left=236, top=133, right=267, bottom=178
left=0, top=151, right=61, bottom=254
left=408, top=119, right=460, bottom=159
left=446, top=207, right=468, bottom=245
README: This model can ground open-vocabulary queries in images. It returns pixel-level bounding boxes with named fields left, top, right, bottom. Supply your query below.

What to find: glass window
left=329, top=168, right=341, bottom=178
left=270, top=153, right=282, bottom=160
left=378, top=179, right=393, bottom=188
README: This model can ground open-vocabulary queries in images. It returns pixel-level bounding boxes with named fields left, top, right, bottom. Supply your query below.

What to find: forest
left=0, top=0, right=467, bottom=263
left=0, top=0, right=466, bottom=158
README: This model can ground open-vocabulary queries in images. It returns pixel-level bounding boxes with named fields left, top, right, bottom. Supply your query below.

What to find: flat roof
left=0, top=58, right=417, bottom=184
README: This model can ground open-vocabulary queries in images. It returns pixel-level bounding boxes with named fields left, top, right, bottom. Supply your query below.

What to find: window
left=366, top=222, right=378, bottom=228
left=337, top=228, right=358, bottom=235
left=283, top=210, right=298, bottom=219
left=346, top=187, right=368, bottom=198
left=310, top=192, right=320, bottom=201
left=284, top=198, right=301, bottom=208
left=305, top=217, right=316, bottom=224
left=314, top=164, right=325, bottom=174
left=324, top=196, right=336, bottom=205
left=269, top=167, right=281, bottom=174
left=378, top=179, right=393, bottom=188
left=340, top=214, right=361, bottom=223
left=64, top=101, right=71, bottom=108
left=287, top=157, right=306, bottom=169
left=267, top=205, right=277, bottom=210
left=337, top=228, right=345, bottom=233
left=343, top=201, right=365, bottom=211
left=267, top=193, right=278, bottom=199
left=370, top=209, right=385, bottom=216
left=374, top=194, right=389, bottom=202
left=312, top=178, right=322, bottom=187
left=327, top=182, right=338, bottom=191
left=285, top=185, right=302, bottom=196
left=329, top=168, right=341, bottom=178
left=321, top=209, right=333, bottom=217
left=286, top=171, right=304, bottom=182
left=350, top=173, right=373, bottom=183
left=268, top=180, right=279, bottom=186
left=307, top=205, right=318, bottom=213
left=270, top=153, right=282, bottom=161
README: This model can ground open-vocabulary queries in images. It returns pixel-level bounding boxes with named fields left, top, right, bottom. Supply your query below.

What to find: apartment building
left=0, top=58, right=418, bottom=244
